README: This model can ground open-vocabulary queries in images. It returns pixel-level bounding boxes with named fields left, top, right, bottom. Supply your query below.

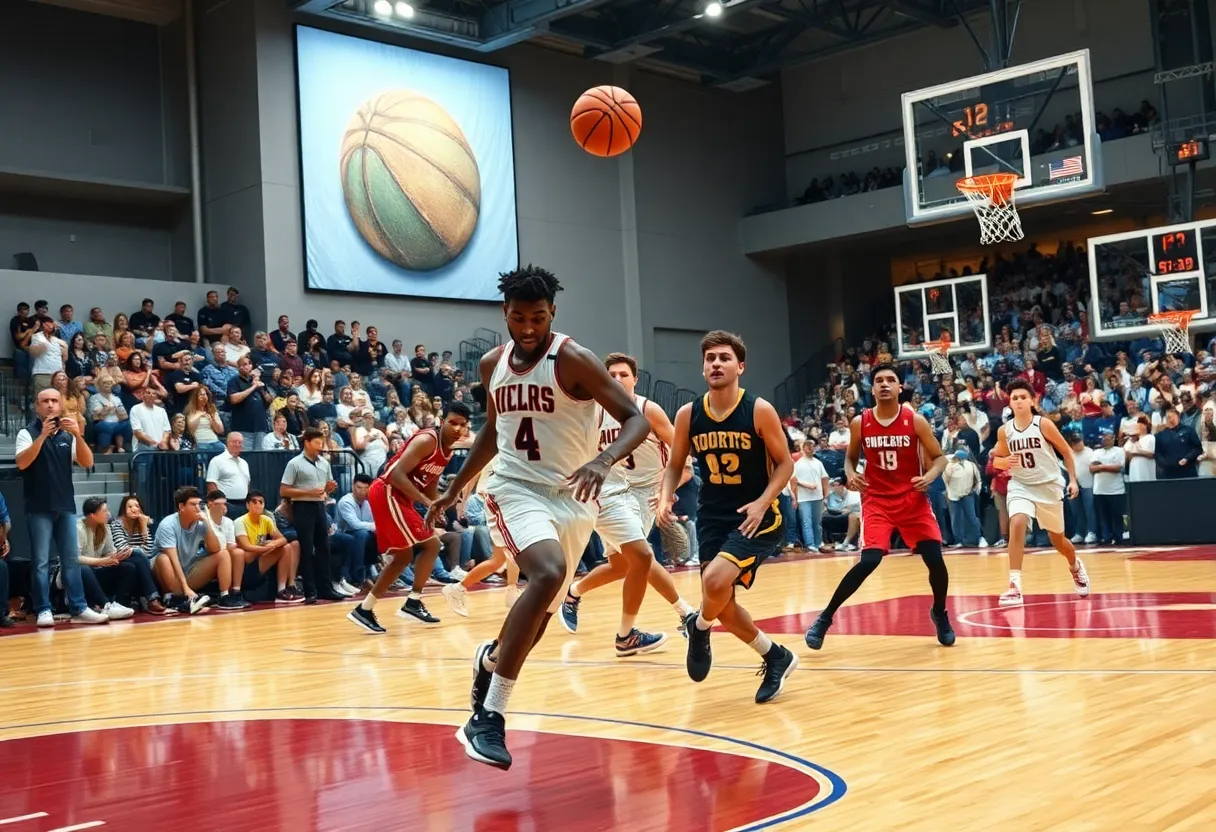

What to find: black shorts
left=696, top=510, right=784, bottom=589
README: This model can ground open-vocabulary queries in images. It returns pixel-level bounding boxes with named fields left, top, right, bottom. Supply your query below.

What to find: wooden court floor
left=2, top=545, right=1215, bottom=831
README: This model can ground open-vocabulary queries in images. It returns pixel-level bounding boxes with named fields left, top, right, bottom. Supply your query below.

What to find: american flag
left=1048, top=156, right=1084, bottom=180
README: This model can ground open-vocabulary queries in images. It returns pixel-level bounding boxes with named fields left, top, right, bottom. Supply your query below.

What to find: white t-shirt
left=964, top=408, right=989, bottom=437
left=15, top=428, right=77, bottom=460
left=30, top=332, right=66, bottom=375
left=1091, top=447, right=1127, bottom=495
left=213, top=514, right=237, bottom=547
left=828, top=428, right=851, bottom=449
left=129, top=403, right=171, bottom=450
left=792, top=456, right=827, bottom=502
left=1123, top=434, right=1157, bottom=482
left=1072, top=446, right=1094, bottom=489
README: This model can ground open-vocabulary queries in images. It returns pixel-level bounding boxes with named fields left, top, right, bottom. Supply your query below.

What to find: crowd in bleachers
left=778, top=241, right=1216, bottom=552
left=797, top=100, right=1158, bottom=206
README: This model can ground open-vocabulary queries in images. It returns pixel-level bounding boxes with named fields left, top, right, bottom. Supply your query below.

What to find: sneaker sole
left=998, top=597, right=1024, bottom=607
left=346, top=609, right=386, bottom=634
left=396, top=609, right=441, bottom=625
left=454, top=723, right=511, bottom=770
left=616, top=631, right=669, bottom=658
left=757, top=652, right=799, bottom=704
left=560, top=609, right=578, bottom=634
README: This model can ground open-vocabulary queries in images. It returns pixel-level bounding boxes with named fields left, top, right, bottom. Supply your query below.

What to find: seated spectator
left=298, top=368, right=324, bottom=407
left=307, top=385, right=339, bottom=431
left=221, top=327, right=251, bottom=368
left=76, top=498, right=145, bottom=620
left=165, top=353, right=204, bottom=415
left=152, top=323, right=190, bottom=374
left=335, top=473, right=377, bottom=591
left=65, top=332, right=96, bottom=385
left=184, top=386, right=225, bottom=451
left=88, top=375, right=131, bottom=454
left=128, top=299, right=159, bottom=344
left=201, top=344, right=239, bottom=406
left=108, top=495, right=158, bottom=565
left=263, top=411, right=301, bottom=450
left=249, top=331, right=280, bottom=377
left=234, top=490, right=302, bottom=604
left=278, top=391, right=309, bottom=437
left=151, top=486, right=223, bottom=614
left=167, top=412, right=195, bottom=452
left=96, top=350, right=124, bottom=393
left=205, top=490, right=250, bottom=610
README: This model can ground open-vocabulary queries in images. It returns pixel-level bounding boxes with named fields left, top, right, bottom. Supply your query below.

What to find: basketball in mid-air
left=570, top=86, right=642, bottom=157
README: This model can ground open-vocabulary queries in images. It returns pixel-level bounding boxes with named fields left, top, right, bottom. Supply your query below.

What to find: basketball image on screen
left=341, top=91, right=481, bottom=272
left=296, top=25, right=518, bottom=300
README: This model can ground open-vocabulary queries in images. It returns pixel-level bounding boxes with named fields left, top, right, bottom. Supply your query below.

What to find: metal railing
left=128, top=448, right=365, bottom=521
left=0, top=369, right=32, bottom=439
left=650, top=380, right=678, bottom=418
left=773, top=337, right=845, bottom=417
left=636, top=369, right=651, bottom=397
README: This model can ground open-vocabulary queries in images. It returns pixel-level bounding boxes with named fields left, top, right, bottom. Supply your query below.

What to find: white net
left=924, top=343, right=953, bottom=376
left=958, top=176, right=1025, bottom=245
left=1152, top=315, right=1194, bottom=354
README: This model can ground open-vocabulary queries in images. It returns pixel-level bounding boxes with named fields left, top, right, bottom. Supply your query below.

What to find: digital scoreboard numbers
left=1167, top=139, right=1210, bottom=166
left=1152, top=230, right=1199, bottom=275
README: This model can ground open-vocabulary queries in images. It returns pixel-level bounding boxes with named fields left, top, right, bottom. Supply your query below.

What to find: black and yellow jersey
left=688, top=389, right=777, bottom=524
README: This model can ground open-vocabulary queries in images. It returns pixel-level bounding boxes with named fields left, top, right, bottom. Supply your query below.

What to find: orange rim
left=1148, top=310, right=1198, bottom=326
left=956, top=172, right=1019, bottom=200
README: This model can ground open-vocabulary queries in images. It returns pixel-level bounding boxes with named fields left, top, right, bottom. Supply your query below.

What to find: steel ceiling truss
left=291, top=0, right=991, bottom=85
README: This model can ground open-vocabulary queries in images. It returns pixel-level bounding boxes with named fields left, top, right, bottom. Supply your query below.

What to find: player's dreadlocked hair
left=498, top=264, right=563, bottom=304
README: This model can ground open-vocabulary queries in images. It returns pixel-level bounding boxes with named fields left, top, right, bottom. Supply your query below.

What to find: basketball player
left=560, top=353, right=696, bottom=652
left=426, top=266, right=650, bottom=770
left=346, top=401, right=472, bottom=634
left=991, top=379, right=1089, bottom=606
left=657, top=331, right=799, bottom=704
left=805, top=363, right=955, bottom=650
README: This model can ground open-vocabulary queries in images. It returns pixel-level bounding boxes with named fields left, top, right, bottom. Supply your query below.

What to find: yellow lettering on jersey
left=692, top=431, right=752, bottom=454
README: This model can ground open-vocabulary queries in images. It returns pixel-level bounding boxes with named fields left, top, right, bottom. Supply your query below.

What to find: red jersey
left=859, top=405, right=923, bottom=499
left=379, top=428, right=452, bottom=493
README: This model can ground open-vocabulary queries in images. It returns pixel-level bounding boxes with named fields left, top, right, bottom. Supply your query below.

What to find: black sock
left=822, top=553, right=882, bottom=618
left=918, top=542, right=949, bottom=615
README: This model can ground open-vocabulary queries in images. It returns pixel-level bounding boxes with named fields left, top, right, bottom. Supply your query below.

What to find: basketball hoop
left=923, top=339, right=954, bottom=376
left=957, top=173, right=1024, bottom=245
left=1148, top=310, right=1198, bottom=354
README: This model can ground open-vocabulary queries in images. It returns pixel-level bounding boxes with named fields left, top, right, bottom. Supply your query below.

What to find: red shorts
left=860, top=492, right=941, bottom=552
left=368, top=478, right=434, bottom=552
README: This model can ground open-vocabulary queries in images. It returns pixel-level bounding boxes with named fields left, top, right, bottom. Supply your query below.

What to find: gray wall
left=0, top=214, right=173, bottom=281
left=215, top=0, right=792, bottom=395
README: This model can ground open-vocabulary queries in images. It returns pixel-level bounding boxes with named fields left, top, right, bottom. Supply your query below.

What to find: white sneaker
left=998, top=584, right=1023, bottom=607
left=188, top=594, right=210, bottom=614
left=36, top=611, right=55, bottom=628
left=442, top=583, right=469, bottom=617
left=994, top=538, right=1008, bottom=548
left=1070, top=534, right=1083, bottom=544
left=1084, top=533, right=1097, bottom=544
left=332, top=581, right=355, bottom=598
left=449, top=566, right=468, bottom=581
left=338, top=579, right=360, bottom=596
left=505, top=586, right=520, bottom=609
left=103, top=601, right=134, bottom=621
left=71, top=608, right=110, bottom=625
left=1071, top=559, right=1091, bottom=597
left=979, top=537, right=989, bottom=549
left=840, top=542, right=857, bottom=552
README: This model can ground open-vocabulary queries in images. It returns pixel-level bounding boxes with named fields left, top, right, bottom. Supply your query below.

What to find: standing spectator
left=201, top=344, right=238, bottom=407
left=249, top=332, right=280, bottom=377
left=327, top=320, right=353, bottom=367
left=385, top=339, right=411, bottom=385
left=1090, top=429, right=1127, bottom=545
left=129, top=387, right=172, bottom=451
left=227, top=357, right=272, bottom=449
left=1154, top=407, right=1203, bottom=479
left=410, top=343, right=432, bottom=395
left=197, top=290, right=228, bottom=344
left=1067, top=433, right=1097, bottom=545
left=1123, top=415, right=1156, bottom=482
left=15, top=388, right=108, bottom=626
left=280, top=428, right=342, bottom=602
left=792, top=440, right=828, bottom=551
left=29, top=316, right=67, bottom=393
left=0, top=491, right=11, bottom=627
left=222, top=287, right=252, bottom=334
left=11, top=301, right=38, bottom=378
left=335, top=473, right=377, bottom=593
left=205, top=433, right=251, bottom=517
left=184, top=387, right=224, bottom=451
left=88, top=375, right=131, bottom=454
left=352, top=325, right=387, bottom=376
left=944, top=448, right=983, bottom=548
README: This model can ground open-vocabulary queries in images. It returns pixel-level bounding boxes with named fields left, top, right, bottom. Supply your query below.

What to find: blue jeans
left=929, top=489, right=953, bottom=545
left=948, top=495, right=981, bottom=546
left=28, top=512, right=88, bottom=615
left=797, top=500, right=824, bottom=549
left=13, top=349, right=30, bottom=379
left=1070, top=486, right=1097, bottom=538
left=777, top=493, right=800, bottom=546
left=680, top=519, right=698, bottom=562
left=94, top=419, right=132, bottom=450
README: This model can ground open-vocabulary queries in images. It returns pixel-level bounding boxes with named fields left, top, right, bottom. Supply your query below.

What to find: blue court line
left=0, top=705, right=847, bottom=828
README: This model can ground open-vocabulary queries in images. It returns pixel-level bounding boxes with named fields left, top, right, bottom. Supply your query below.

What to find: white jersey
left=598, top=394, right=668, bottom=497
left=1004, top=415, right=1064, bottom=487
left=489, top=333, right=598, bottom=489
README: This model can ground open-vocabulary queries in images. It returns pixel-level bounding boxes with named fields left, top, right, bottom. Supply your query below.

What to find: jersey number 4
left=514, top=417, right=541, bottom=461
left=876, top=450, right=899, bottom=471
left=705, top=452, right=742, bottom=485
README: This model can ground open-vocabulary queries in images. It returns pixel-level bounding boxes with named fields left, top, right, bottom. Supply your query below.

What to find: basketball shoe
left=457, top=705, right=511, bottom=770
left=755, top=644, right=798, bottom=703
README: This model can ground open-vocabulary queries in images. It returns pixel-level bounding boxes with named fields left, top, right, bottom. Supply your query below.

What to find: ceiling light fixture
left=373, top=0, right=392, bottom=15
left=704, top=1, right=724, bottom=17
left=1091, top=209, right=1113, bottom=215
left=395, top=1, right=415, bottom=17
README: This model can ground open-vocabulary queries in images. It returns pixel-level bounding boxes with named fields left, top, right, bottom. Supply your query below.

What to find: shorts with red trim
left=483, top=473, right=596, bottom=614
left=860, top=491, right=942, bottom=552
left=368, top=478, right=434, bottom=552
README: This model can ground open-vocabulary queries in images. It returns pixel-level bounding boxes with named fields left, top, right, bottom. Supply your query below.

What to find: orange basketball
left=570, top=86, right=642, bottom=157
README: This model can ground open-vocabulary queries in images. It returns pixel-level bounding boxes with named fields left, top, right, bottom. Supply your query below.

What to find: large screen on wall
left=295, top=26, right=518, bottom=301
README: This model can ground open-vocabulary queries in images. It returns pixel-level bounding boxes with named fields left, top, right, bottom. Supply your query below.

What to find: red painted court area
left=0, top=719, right=821, bottom=832
left=754, top=591, right=1216, bottom=639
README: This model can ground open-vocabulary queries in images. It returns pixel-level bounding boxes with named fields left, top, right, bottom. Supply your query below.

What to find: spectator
left=327, top=320, right=353, bottom=367
left=108, top=495, right=160, bottom=569
left=222, top=287, right=252, bottom=334
left=205, top=433, right=251, bottom=517
left=1090, top=429, right=1126, bottom=546
left=128, top=299, right=160, bottom=343
left=15, top=388, right=107, bottom=626
left=821, top=479, right=860, bottom=550
left=792, top=440, right=828, bottom=552
left=151, top=486, right=221, bottom=614
left=943, top=448, right=983, bottom=547
left=262, top=411, right=301, bottom=450
left=167, top=412, right=195, bottom=451
left=335, top=473, right=376, bottom=593
left=88, top=374, right=131, bottom=454
left=279, top=392, right=309, bottom=437
left=201, top=344, right=239, bottom=406
left=130, top=387, right=172, bottom=451
left=221, top=327, right=251, bottom=368
left=385, top=339, right=411, bottom=383
left=409, top=343, right=432, bottom=394
left=1123, top=415, right=1156, bottom=482
left=233, top=489, right=302, bottom=604
left=65, top=332, right=95, bottom=384
left=280, top=428, right=341, bottom=602
left=1067, top=433, right=1098, bottom=545
left=166, top=300, right=194, bottom=336
left=1154, top=407, right=1203, bottom=479
left=352, top=324, right=387, bottom=376
left=29, top=316, right=67, bottom=392
left=204, top=490, right=250, bottom=610
left=11, top=301, right=38, bottom=378
left=270, top=315, right=295, bottom=354
left=75, top=498, right=140, bottom=620
left=184, top=386, right=224, bottom=451
left=56, top=304, right=81, bottom=345
left=227, top=357, right=272, bottom=449
left=280, top=339, right=305, bottom=379
left=350, top=407, right=390, bottom=476
left=197, top=290, right=228, bottom=344
left=249, top=332, right=280, bottom=377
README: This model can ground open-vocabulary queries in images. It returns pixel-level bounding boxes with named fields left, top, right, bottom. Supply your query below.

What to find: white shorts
left=595, top=487, right=655, bottom=554
left=1006, top=479, right=1065, bottom=534
left=483, top=474, right=597, bottom=614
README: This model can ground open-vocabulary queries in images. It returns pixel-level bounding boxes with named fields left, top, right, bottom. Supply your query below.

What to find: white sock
left=408, top=591, right=421, bottom=601
left=485, top=674, right=515, bottom=715
left=617, top=615, right=636, bottom=639
left=277, top=581, right=286, bottom=591
left=220, top=590, right=228, bottom=597
left=673, top=599, right=695, bottom=617
left=1009, top=569, right=1022, bottom=589
left=695, top=614, right=713, bottom=631
left=361, top=594, right=377, bottom=611
left=749, top=632, right=773, bottom=655
left=568, top=583, right=582, bottom=599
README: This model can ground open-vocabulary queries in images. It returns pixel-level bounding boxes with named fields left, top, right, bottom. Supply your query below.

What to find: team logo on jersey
left=494, top=383, right=556, bottom=414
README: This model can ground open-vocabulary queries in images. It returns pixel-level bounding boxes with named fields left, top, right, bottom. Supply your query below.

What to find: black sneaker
left=347, top=605, right=386, bottom=634
left=471, top=640, right=497, bottom=710
left=683, top=611, right=712, bottom=682
left=397, top=597, right=440, bottom=624
left=216, top=594, right=244, bottom=612
left=231, top=590, right=252, bottom=609
left=930, top=608, right=956, bottom=647
left=0, top=616, right=13, bottom=629
left=615, top=628, right=668, bottom=657
left=455, top=704, right=512, bottom=770
left=276, top=588, right=305, bottom=605
left=560, top=594, right=580, bottom=634
left=755, top=644, right=798, bottom=704
left=804, top=614, right=832, bottom=650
